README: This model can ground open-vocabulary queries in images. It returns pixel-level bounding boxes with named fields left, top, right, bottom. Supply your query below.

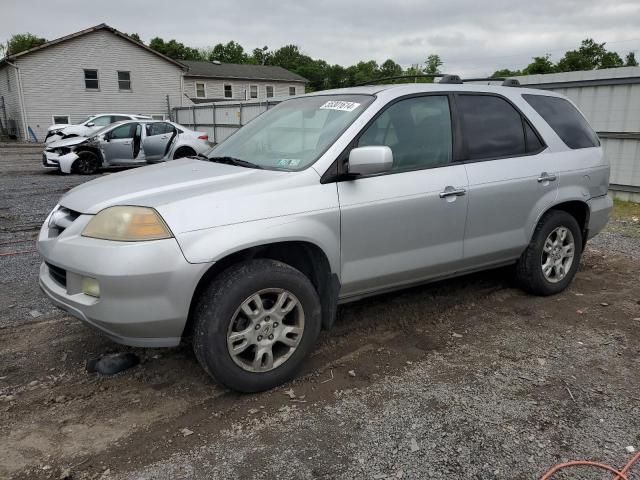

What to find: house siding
left=0, top=65, right=24, bottom=139
left=183, top=76, right=305, bottom=101
left=16, top=29, right=184, bottom=141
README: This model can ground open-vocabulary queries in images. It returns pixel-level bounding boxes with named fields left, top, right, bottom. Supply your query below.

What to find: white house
left=0, top=24, right=187, bottom=142
left=181, top=60, right=308, bottom=103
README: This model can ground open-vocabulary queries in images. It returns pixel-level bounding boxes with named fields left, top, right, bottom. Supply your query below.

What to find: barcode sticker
left=319, top=101, right=361, bottom=112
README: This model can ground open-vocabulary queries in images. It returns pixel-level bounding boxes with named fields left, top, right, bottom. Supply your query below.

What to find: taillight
left=198, top=135, right=209, bottom=140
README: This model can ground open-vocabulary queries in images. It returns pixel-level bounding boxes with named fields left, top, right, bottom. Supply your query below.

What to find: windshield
left=205, top=94, right=374, bottom=171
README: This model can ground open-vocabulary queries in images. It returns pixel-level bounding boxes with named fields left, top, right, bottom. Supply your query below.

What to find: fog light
left=82, top=277, right=100, bottom=297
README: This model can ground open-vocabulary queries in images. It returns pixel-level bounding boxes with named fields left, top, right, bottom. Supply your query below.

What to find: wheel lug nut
left=255, top=324, right=260, bottom=330
left=265, top=316, right=270, bottom=321
left=268, top=334, right=274, bottom=340
left=273, top=322, right=278, bottom=327
left=257, top=335, right=263, bottom=341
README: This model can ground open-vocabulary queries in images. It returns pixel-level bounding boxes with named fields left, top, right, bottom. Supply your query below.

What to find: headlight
left=82, top=206, right=173, bottom=241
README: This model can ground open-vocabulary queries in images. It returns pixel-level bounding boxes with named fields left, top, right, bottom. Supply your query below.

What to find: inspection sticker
left=319, top=100, right=361, bottom=112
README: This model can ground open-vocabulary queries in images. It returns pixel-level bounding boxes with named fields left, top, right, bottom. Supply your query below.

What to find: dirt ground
left=1, top=147, right=639, bottom=479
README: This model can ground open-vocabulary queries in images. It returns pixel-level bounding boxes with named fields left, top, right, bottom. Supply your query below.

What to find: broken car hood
left=47, top=136, right=89, bottom=148
left=58, top=159, right=322, bottom=234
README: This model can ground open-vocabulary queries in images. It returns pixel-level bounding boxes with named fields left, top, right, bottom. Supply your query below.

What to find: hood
left=47, top=136, right=89, bottom=149
left=48, top=123, right=71, bottom=132
left=58, top=159, right=318, bottom=233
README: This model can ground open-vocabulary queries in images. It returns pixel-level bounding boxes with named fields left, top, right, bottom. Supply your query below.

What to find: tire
left=73, top=151, right=100, bottom=175
left=516, top=210, right=582, bottom=296
left=173, top=147, right=196, bottom=160
left=193, top=259, right=322, bottom=393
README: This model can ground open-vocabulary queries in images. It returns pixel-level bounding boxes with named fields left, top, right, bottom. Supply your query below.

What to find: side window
left=523, top=94, right=599, bottom=149
left=84, top=69, right=99, bottom=89
left=456, top=95, right=526, bottom=160
left=146, top=122, right=175, bottom=136
left=111, top=115, right=130, bottom=123
left=224, top=84, right=232, bottom=98
left=92, top=115, right=112, bottom=127
left=357, top=95, right=452, bottom=171
left=110, top=123, right=136, bottom=139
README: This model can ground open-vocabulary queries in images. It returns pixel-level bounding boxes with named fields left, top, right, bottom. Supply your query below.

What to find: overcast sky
left=2, top=0, right=640, bottom=77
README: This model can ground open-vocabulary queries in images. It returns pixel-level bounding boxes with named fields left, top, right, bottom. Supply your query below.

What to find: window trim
left=195, top=81, right=206, bottom=99
left=83, top=68, right=99, bottom=90
left=51, top=114, right=70, bottom=125
left=117, top=70, right=132, bottom=91
left=265, top=85, right=275, bottom=98
left=249, top=84, right=258, bottom=99
left=224, top=84, right=233, bottom=98
left=453, top=92, right=547, bottom=164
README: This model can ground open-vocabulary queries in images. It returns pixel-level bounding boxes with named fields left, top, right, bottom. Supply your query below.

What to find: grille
left=46, top=262, right=67, bottom=288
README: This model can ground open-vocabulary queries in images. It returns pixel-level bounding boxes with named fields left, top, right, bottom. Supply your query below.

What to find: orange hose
left=540, top=451, right=640, bottom=480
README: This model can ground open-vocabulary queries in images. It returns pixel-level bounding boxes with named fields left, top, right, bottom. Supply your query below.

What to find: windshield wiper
left=208, top=156, right=263, bottom=169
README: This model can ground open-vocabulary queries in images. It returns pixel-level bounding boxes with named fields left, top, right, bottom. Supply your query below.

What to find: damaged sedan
left=42, top=119, right=210, bottom=174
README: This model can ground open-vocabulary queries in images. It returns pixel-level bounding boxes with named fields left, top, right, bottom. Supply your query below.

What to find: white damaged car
left=43, top=120, right=211, bottom=174
left=45, top=113, right=152, bottom=144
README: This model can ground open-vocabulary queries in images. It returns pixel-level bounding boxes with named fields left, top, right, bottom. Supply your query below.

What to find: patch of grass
left=612, top=198, right=640, bottom=221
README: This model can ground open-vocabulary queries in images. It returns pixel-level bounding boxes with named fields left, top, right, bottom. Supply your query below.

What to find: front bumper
left=43, top=150, right=79, bottom=173
left=587, top=194, right=613, bottom=239
left=37, top=210, right=213, bottom=347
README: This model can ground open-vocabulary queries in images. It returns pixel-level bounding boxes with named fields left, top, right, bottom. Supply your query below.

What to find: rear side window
left=456, top=95, right=528, bottom=160
left=522, top=94, right=599, bottom=149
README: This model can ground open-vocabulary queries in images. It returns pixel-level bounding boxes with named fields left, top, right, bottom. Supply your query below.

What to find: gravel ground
left=1, top=148, right=639, bottom=480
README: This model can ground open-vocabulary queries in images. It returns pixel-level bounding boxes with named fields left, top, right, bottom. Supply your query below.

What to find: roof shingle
left=182, top=60, right=308, bottom=83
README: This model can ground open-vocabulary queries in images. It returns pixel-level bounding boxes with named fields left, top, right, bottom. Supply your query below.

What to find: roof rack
left=356, top=75, right=520, bottom=87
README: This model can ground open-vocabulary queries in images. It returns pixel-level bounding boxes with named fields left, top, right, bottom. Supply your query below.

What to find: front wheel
left=192, top=259, right=322, bottom=392
left=516, top=210, right=582, bottom=296
left=73, top=151, right=100, bottom=175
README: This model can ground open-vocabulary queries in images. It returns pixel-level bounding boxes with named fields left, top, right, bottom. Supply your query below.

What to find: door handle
left=439, top=187, right=467, bottom=198
left=537, top=172, right=557, bottom=183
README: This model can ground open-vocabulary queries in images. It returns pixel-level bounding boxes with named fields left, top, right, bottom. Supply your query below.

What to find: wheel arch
left=536, top=199, right=590, bottom=249
left=184, top=240, right=340, bottom=339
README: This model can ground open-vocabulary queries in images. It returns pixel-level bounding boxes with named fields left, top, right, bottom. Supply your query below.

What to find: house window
left=52, top=115, right=70, bottom=125
left=151, top=114, right=166, bottom=120
left=224, top=84, right=232, bottom=98
left=266, top=85, right=274, bottom=98
left=289, top=86, right=296, bottom=96
left=195, top=82, right=206, bottom=98
left=84, top=69, right=99, bottom=89
left=118, top=71, right=131, bottom=90
left=250, top=85, right=258, bottom=99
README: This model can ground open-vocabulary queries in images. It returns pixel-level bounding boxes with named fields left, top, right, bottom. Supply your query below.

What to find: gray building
left=181, top=60, right=308, bottom=103
left=0, top=24, right=187, bottom=141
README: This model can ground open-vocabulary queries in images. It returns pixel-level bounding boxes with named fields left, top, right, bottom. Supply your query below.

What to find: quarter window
left=224, top=84, right=232, bottom=98
left=195, top=82, right=206, bottom=98
left=118, top=71, right=131, bottom=90
left=289, top=86, right=296, bottom=96
left=456, top=95, right=526, bottom=160
left=358, top=95, right=452, bottom=171
left=250, top=85, right=258, bottom=99
left=84, top=69, right=99, bottom=89
left=266, top=85, right=274, bottom=98
left=91, top=115, right=113, bottom=127
left=523, top=94, right=599, bottom=149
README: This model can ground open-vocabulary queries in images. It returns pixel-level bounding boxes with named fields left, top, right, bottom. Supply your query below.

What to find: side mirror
left=103, top=133, right=110, bottom=142
left=348, top=146, right=393, bottom=176
left=86, top=122, right=95, bottom=127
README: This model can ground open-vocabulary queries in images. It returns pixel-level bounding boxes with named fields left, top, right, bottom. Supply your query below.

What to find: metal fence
left=517, top=67, right=640, bottom=200
left=172, top=99, right=282, bottom=145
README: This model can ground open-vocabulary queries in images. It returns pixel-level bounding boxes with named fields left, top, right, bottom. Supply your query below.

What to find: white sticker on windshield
left=320, top=101, right=361, bottom=112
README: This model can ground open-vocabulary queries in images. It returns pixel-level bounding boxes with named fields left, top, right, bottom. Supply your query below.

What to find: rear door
left=101, top=123, right=139, bottom=164
left=457, top=93, right=558, bottom=269
left=142, top=122, right=176, bottom=161
left=338, top=94, right=469, bottom=298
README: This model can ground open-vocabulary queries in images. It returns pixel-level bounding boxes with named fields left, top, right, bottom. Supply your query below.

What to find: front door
left=338, top=95, right=469, bottom=298
left=455, top=93, right=559, bottom=268
left=101, top=123, right=139, bottom=164
left=142, top=122, right=177, bottom=161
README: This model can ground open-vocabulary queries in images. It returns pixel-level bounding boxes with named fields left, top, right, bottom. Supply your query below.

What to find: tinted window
left=523, top=94, right=599, bottom=149
left=112, top=115, right=130, bottom=123
left=146, top=122, right=175, bottom=136
left=358, top=95, right=452, bottom=171
left=110, top=123, right=137, bottom=139
left=457, top=95, right=526, bottom=160
left=524, top=121, right=544, bottom=152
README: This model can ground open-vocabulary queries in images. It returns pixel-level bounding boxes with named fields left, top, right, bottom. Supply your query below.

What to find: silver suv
left=38, top=81, right=612, bottom=392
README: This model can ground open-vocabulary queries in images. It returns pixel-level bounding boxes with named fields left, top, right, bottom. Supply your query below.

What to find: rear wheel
left=516, top=210, right=582, bottom=296
left=173, top=146, right=196, bottom=159
left=73, top=151, right=100, bottom=175
left=193, top=259, right=322, bottom=392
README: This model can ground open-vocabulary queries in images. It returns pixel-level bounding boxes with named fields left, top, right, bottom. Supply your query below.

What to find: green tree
left=148, top=37, right=202, bottom=61
left=250, top=46, right=271, bottom=65
left=208, top=41, right=249, bottom=64
left=522, top=55, right=555, bottom=75
left=492, top=68, right=522, bottom=78
left=555, top=38, right=622, bottom=71
left=424, top=54, right=443, bottom=75
left=6, top=33, right=46, bottom=55
left=379, top=59, right=403, bottom=78
left=625, top=51, right=639, bottom=67
left=128, top=33, right=142, bottom=43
